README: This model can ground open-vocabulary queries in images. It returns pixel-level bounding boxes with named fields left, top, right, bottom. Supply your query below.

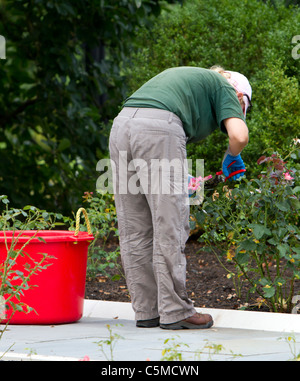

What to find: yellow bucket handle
left=74, top=208, right=92, bottom=236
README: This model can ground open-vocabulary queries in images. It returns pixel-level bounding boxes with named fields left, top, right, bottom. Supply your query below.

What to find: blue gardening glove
left=222, top=152, right=246, bottom=180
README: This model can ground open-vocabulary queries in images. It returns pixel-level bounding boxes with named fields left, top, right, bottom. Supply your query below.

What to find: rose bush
left=194, top=147, right=300, bottom=313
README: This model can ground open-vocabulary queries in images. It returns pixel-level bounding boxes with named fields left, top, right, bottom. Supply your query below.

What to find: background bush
left=125, top=0, right=300, bottom=178
left=0, top=0, right=298, bottom=213
left=0, top=0, right=177, bottom=215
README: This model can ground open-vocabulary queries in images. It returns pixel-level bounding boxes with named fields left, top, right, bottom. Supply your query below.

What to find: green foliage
left=281, top=334, right=300, bottom=361
left=161, top=337, right=189, bottom=361
left=0, top=195, right=68, bottom=334
left=0, top=195, right=69, bottom=231
left=77, top=191, right=121, bottom=279
left=249, top=61, right=300, bottom=149
left=196, top=149, right=300, bottom=312
left=126, top=0, right=300, bottom=87
left=125, top=0, right=300, bottom=177
left=96, top=324, right=124, bottom=361
left=0, top=0, right=174, bottom=214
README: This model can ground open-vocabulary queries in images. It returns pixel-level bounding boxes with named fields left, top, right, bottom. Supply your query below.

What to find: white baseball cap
left=224, top=70, right=252, bottom=116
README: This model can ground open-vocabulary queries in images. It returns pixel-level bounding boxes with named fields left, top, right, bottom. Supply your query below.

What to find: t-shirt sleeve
left=212, top=85, right=246, bottom=134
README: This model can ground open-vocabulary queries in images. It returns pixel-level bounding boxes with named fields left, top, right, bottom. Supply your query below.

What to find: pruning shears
left=216, top=160, right=246, bottom=182
left=189, top=161, right=246, bottom=193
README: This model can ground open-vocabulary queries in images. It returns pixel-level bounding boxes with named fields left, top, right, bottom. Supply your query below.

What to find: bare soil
left=85, top=237, right=299, bottom=313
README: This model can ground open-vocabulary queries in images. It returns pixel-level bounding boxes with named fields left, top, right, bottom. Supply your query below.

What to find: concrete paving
left=0, top=300, right=299, bottom=361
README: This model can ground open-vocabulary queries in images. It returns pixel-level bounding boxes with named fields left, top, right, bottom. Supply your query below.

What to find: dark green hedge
left=125, top=0, right=300, bottom=177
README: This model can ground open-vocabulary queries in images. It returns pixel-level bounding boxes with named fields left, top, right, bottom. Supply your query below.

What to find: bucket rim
left=0, top=230, right=94, bottom=243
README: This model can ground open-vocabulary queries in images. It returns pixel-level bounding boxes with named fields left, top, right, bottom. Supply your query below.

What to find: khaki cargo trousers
left=109, top=107, right=196, bottom=324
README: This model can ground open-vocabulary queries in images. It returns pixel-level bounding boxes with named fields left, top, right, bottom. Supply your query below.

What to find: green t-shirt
left=123, top=67, right=245, bottom=143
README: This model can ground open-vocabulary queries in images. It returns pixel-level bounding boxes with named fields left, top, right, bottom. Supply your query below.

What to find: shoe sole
left=136, top=318, right=160, bottom=328
left=160, top=319, right=214, bottom=330
left=136, top=322, right=160, bottom=328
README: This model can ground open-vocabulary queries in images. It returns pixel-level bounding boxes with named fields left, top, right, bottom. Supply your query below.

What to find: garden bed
left=85, top=237, right=299, bottom=312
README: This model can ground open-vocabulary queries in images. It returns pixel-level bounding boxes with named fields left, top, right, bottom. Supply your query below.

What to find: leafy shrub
left=125, top=0, right=300, bottom=178
left=195, top=147, right=300, bottom=312
left=0, top=0, right=174, bottom=214
left=127, top=0, right=299, bottom=87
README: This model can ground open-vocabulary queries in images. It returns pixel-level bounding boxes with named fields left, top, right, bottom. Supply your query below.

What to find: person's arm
left=223, top=117, right=249, bottom=156
left=222, top=117, right=249, bottom=180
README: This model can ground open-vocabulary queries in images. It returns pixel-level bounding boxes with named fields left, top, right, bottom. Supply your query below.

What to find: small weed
left=95, top=324, right=124, bottom=361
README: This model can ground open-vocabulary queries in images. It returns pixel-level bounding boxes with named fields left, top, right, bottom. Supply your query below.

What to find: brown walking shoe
left=160, top=312, right=213, bottom=330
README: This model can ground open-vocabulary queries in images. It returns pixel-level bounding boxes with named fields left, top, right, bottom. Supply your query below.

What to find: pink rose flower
left=283, top=172, right=294, bottom=181
left=188, top=175, right=213, bottom=191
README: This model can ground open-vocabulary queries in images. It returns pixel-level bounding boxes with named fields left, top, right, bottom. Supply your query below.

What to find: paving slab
left=0, top=300, right=299, bottom=361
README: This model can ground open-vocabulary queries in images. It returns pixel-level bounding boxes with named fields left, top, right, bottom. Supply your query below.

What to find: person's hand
left=222, top=153, right=246, bottom=180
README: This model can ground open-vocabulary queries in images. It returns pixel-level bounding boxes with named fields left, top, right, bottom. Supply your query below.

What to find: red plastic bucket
left=0, top=210, right=94, bottom=325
